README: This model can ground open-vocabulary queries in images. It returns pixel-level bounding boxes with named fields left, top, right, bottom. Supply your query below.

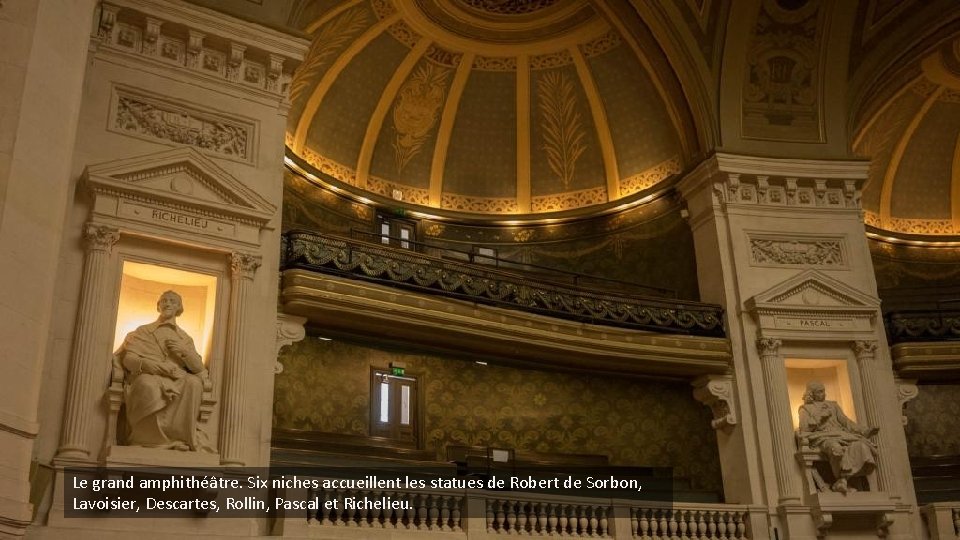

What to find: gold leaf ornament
left=392, top=64, right=449, bottom=173
left=290, top=7, right=370, bottom=103
left=537, top=71, right=587, bottom=189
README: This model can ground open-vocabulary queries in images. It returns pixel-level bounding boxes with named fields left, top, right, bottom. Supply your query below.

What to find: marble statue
left=116, top=290, right=212, bottom=452
left=797, top=381, right=878, bottom=493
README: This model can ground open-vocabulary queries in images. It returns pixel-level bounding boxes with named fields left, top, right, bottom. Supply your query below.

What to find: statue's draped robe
left=118, top=321, right=206, bottom=450
left=799, top=400, right=876, bottom=481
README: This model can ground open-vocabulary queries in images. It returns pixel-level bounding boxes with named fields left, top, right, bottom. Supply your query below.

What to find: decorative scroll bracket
left=693, top=374, right=737, bottom=431
left=895, top=379, right=919, bottom=426
left=275, top=313, right=307, bottom=374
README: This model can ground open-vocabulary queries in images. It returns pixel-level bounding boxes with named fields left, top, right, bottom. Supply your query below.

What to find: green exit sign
left=391, top=367, right=405, bottom=376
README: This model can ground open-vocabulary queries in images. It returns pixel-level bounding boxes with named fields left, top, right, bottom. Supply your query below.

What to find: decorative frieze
left=712, top=173, right=859, bottom=209
left=110, top=88, right=256, bottom=164
left=748, top=234, right=846, bottom=267
left=619, top=156, right=682, bottom=197
left=886, top=309, right=960, bottom=343
left=281, top=230, right=725, bottom=337
left=95, top=0, right=305, bottom=99
left=531, top=186, right=607, bottom=213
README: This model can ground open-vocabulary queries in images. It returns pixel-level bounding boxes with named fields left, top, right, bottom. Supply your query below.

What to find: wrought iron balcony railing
left=280, top=230, right=725, bottom=337
left=886, top=308, right=960, bottom=344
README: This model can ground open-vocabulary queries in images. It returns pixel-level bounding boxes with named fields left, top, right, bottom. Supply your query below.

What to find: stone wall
left=905, top=384, right=960, bottom=457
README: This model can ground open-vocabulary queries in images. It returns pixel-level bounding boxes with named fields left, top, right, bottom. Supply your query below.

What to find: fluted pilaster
left=756, top=337, right=801, bottom=502
left=57, top=223, right=120, bottom=460
left=852, top=340, right=895, bottom=494
left=218, top=251, right=261, bottom=466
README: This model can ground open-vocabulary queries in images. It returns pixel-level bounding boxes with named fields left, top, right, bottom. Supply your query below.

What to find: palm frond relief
left=290, top=7, right=370, bottom=103
left=537, top=71, right=587, bottom=190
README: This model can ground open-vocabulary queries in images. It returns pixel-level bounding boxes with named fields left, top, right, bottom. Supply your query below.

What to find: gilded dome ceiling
left=855, top=37, right=960, bottom=237
left=286, top=0, right=695, bottom=215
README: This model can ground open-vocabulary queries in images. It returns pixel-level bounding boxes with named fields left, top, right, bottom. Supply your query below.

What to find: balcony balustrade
left=280, top=230, right=725, bottom=337
left=276, top=481, right=754, bottom=539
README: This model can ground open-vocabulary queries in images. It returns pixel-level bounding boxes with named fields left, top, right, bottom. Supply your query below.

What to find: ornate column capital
left=756, top=337, right=782, bottom=356
left=82, top=223, right=120, bottom=252
left=852, top=340, right=879, bottom=359
left=229, top=251, right=261, bottom=279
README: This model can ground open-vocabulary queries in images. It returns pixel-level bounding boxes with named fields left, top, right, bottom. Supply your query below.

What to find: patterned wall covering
left=587, top=44, right=681, bottom=181
left=904, top=384, right=960, bottom=457
left=306, top=33, right=409, bottom=169
left=442, top=69, right=518, bottom=198
left=274, top=337, right=723, bottom=492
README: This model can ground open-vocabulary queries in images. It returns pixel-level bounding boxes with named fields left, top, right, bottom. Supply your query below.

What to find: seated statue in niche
left=797, top=381, right=878, bottom=494
left=115, top=290, right=213, bottom=452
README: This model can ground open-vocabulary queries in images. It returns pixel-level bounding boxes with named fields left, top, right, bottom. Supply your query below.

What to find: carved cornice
left=678, top=153, right=869, bottom=213
left=281, top=230, right=725, bottom=337
left=82, top=223, right=121, bottom=252
left=94, top=0, right=307, bottom=100
left=230, top=252, right=262, bottom=279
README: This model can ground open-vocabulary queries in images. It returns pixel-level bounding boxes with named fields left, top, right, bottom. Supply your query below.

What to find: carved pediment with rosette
left=745, top=270, right=880, bottom=339
left=83, top=148, right=276, bottom=248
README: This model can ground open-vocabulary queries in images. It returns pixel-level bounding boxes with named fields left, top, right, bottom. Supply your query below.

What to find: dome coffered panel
left=856, top=39, right=960, bottom=237
left=288, top=0, right=697, bottom=216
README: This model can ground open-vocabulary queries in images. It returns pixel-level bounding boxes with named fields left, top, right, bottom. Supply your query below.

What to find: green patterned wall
left=306, top=33, right=408, bottom=167
left=274, top=337, right=723, bottom=492
left=905, top=384, right=960, bottom=457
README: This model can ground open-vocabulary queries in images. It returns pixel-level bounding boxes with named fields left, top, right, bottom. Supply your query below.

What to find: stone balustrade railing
left=485, top=497, right=612, bottom=537
left=922, top=504, right=960, bottom=540
left=631, top=505, right=749, bottom=539
left=307, top=487, right=464, bottom=531
left=275, top=484, right=754, bottom=539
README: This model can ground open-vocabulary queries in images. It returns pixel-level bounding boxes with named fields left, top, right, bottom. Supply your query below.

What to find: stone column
left=219, top=251, right=261, bottom=465
left=852, top=340, right=896, bottom=494
left=56, top=223, right=120, bottom=460
left=756, top=337, right=801, bottom=502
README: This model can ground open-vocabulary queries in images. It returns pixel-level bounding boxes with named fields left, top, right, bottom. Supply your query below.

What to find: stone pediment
left=84, top=147, right=275, bottom=224
left=745, top=270, right=880, bottom=338
left=746, top=270, right=879, bottom=313
left=83, top=148, right=275, bottom=247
